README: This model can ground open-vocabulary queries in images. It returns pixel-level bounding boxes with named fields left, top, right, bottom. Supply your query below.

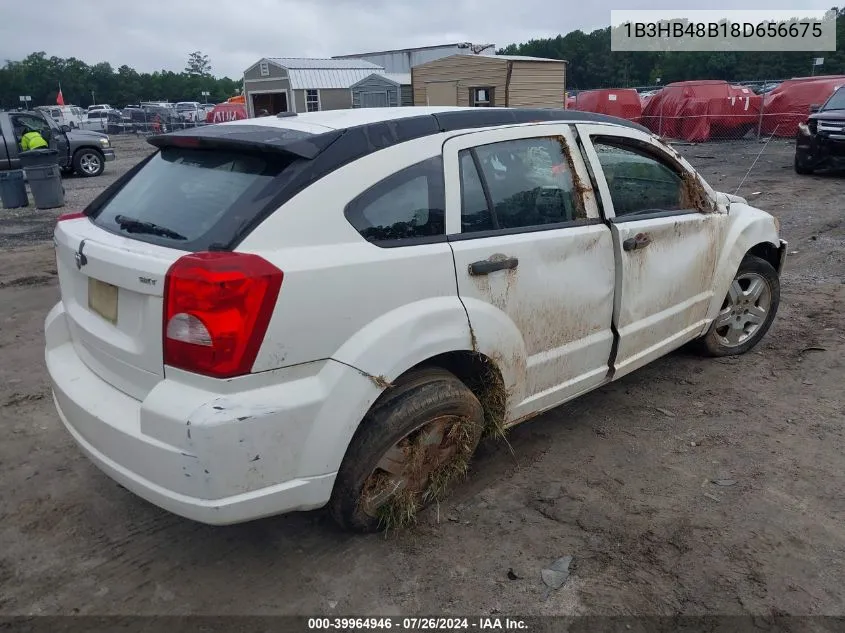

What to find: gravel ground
left=0, top=134, right=843, bottom=619
left=0, top=136, right=155, bottom=248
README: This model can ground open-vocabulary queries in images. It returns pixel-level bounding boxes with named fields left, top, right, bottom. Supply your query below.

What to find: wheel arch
left=748, top=241, right=786, bottom=275
left=703, top=207, right=784, bottom=328
left=398, top=350, right=509, bottom=437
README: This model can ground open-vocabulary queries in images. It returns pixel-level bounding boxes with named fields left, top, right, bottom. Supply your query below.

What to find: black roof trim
left=148, top=124, right=341, bottom=159
left=225, top=109, right=652, bottom=249
left=429, top=108, right=650, bottom=134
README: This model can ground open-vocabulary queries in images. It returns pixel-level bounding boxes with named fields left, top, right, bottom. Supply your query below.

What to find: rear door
left=444, top=124, right=616, bottom=420
left=576, top=123, right=727, bottom=379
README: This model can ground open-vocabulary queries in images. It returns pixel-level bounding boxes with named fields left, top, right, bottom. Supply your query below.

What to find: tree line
left=499, top=8, right=845, bottom=90
left=3, top=11, right=843, bottom=110
left=0, top=51, right=241, bottom=111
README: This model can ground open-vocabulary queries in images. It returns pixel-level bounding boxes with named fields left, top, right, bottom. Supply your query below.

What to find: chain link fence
left=75, top=104, right=215, bottom=136
left=567, top=78, right=843, bottom=143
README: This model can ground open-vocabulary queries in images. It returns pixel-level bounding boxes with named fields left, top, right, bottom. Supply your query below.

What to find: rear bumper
left=44, top=302, right=377, bottom=525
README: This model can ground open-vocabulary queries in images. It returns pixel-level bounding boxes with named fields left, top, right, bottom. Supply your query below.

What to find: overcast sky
left=0, top=0, right=835, bottom=78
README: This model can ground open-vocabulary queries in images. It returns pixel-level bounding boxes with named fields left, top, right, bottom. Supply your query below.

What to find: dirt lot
left=1, top=134, right=843, bottom=617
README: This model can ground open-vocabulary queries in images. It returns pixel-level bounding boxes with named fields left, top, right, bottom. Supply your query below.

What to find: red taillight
left=57, top=212, right=86, bottom=222
left=163, top=252, right=283, bottom=379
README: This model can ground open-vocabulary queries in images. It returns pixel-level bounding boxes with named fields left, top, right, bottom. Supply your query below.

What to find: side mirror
left=809, top=104, right=821, bottom=113
left=60, top=124, right=71, bottom=133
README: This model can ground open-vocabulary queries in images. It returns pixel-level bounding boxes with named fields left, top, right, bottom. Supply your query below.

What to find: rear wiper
left=114, top=215, right=187, bottom=240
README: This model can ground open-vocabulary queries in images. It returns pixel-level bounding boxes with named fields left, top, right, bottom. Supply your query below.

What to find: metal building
left=242, top=58, right=384, bottom=117
left=332, top=43, right=496, bottom=75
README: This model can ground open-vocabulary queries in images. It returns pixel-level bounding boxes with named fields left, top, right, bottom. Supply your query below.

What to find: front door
left=576, top=123, right=727, bottom=379
left=9, top=112, right=64, bottom=169
left=444, top=124, right=616, bottom=421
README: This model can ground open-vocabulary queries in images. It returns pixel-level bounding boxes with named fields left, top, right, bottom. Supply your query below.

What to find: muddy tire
left=329, top=368, right=485, bottom=533
left=794, top=155, right=814, bottom=175
left=694, top=255, right=780, bottom=357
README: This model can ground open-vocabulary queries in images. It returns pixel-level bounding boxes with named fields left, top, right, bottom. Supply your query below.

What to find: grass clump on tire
left=329, top=368, right=485, bottom=533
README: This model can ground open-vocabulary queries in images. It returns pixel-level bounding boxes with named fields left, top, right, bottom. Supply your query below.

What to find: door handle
left=469, top=257, right=519, bottom=276
left=623, top=233, right=652, bottom=252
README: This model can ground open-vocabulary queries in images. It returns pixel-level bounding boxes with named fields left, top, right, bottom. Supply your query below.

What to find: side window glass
left=464, top=137, right=584, bottom=232
left=12, top=115, right=48, bottom=138
left=591, top=140, right=686, bottom=216
left=458, top=150, right=495, bottom=232
left=345, top=157, right=445, bottom=245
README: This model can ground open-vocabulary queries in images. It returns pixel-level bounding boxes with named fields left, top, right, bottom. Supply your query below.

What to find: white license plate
left=88, top=278, right=118, bottom=324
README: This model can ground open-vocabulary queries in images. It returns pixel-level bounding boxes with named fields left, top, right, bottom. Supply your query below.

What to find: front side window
left=12, top=114, right=50, bottom=138
left=591, top=139, right=687, bottom=217
left=345, top=157, right=445, bottom=245
left=306, top=89, right=320, bottom=112
left=459, top=137, right=584, bottom=233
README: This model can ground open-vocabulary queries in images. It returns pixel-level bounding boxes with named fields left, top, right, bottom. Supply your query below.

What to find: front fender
left=703, top=204, right=783, bottom=329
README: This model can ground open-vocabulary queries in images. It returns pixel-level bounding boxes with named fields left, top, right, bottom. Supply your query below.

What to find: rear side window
left=344, top=157, right=445, bottom=246
left=90, top=147, right=293, bottom=250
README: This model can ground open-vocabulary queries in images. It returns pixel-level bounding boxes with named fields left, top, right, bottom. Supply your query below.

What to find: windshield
left=90, top=147, right=297, bottom=250
left=822, top=88, right=845, bottom=111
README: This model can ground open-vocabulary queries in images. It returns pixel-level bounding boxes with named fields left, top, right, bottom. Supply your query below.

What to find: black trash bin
left=19, top=148, right=60, bottom=170
left=0, top=170, right=29, bottom=209
left=25, top=164, right=65, bottom=209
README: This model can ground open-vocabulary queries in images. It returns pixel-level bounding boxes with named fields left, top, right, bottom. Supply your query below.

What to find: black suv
left=795, top=86, right=845, bottom=175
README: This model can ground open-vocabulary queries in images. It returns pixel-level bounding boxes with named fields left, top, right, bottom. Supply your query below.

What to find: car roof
left=152, top=106, right=650, bottom=162
left=224, top=106, right=648, bottom=134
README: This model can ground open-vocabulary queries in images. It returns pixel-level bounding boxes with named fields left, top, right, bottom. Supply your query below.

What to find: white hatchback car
left=46, top=107, right=786, bottom=532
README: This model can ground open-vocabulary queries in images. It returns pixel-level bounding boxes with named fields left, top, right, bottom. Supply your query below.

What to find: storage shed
left=412, top=55, right=567, bottom=108
left=243, top=58, right=384, bottom=117
left=350, top=73, right=413, bottom=107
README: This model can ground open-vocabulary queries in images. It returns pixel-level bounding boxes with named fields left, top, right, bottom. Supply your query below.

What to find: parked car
left=35, top=105, right=86, bottom=129
left=176, top=101, right=203, bottom=123
left=45, top=107, right=786, bottom=531
left=81, top=109, right=125, bottom=134
left=122, top=105, right=181, bottom=132
left=88, top=104, right=114, bottom=113
left=794, top=85, right=845, bottom=174
left=0, top=109, right=115, bottom=176
left=753, top=83, right=781, bottom=95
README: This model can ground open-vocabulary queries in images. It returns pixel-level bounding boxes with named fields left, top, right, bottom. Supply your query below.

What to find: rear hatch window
left=90, top=147, right=296, bottom=251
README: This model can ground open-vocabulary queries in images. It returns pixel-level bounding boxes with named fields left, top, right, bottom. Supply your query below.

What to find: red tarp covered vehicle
left=206, top=102, right=247, bottom=124
left=761, top=76, right=845, bottom=137
left=571, top=88, right=642, bottom=122
left=565, top=94, right=576, bottom=109
left=641, top=80, right=762, bottom=141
